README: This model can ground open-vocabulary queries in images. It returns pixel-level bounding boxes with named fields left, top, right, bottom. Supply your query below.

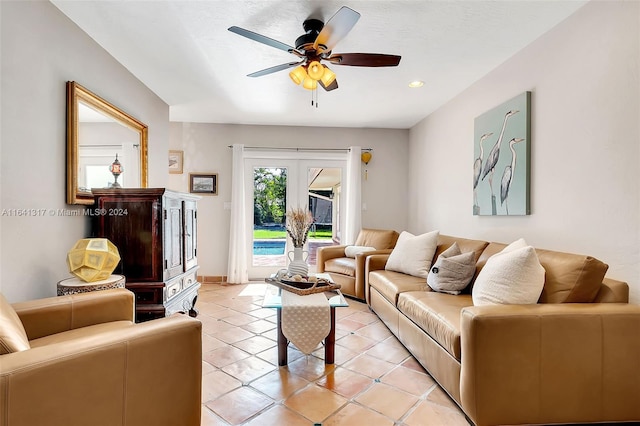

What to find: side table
left=57, top=274, right=126, bottom=296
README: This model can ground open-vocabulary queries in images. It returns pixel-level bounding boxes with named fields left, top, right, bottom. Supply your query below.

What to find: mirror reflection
left=66, top=81, right=148, bottom=205
left=77, top=102, right=141, bottom=191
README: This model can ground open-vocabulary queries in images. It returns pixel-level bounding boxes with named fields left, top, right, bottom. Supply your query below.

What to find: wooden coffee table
left=262, top=276, right=348, bottom=365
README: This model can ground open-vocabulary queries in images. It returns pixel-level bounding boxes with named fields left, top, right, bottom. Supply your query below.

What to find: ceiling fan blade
left=247, top=61, right=303, bottom=77
left=327, top=53, right=401, bottom=67
left=314, top=6, right=360, bottom=53
left=319, top=79, right=339, bottom=92
left=228, top=26, right=297, bottom=53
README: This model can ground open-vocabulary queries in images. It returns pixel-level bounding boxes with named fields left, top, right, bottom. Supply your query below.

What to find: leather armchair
left=0, top=289, right=202, bottom=426
left=317, top=228, right=399, bottom=300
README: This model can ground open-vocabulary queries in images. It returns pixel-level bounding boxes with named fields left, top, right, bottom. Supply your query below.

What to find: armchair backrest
left=355, top=228, right=399, bottom=250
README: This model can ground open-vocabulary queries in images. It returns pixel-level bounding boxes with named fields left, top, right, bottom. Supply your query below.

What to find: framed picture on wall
left=190, top=173, right=218, bottom=195
left=473, top=91, right=531, bottom=216
left=168, top=150, right=184, bottom=174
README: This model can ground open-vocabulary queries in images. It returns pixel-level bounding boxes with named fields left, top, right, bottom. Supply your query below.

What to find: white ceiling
left=52, top=0, right=587, bottom=129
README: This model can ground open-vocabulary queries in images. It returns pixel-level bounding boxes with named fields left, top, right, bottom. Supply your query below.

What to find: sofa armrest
left=593, top=278, right=629, bottom=302
left=352, top=249, right=394, bottom=300
left=316, top=245, right=347, bottom=272
left=0, top=314, right=202, bottom=426
left=12, top=288, right=135, bottom=340
left=364, top=254, right=391, bottom=304
left=460, top=303, right=640, bottom=426
left=365, top=253, right=390, bottom=273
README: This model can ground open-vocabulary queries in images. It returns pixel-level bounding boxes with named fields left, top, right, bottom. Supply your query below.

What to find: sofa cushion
left=472, top=239, right=545, bottom=306
left=324, top=257, right=356, bottom=277
left=434, top=235, right=490, bottom=264
left=369, top=270, right=428, bottom=305
left=344, top=245, right=376, bottom=258
left=536, top=248, right=608, bottom=303
left=397, top=291, right=473, bottom=360
left=325, top=257, right=357, bottom=277
left=355, top=228, right=399, bottom=250
left=427, top=242, right=476, bottom=295
left=386, top=230, right=439, bottom=278
left=0, top=293, right=30, bottom=354
left=477, top=242, right=609, bottom=303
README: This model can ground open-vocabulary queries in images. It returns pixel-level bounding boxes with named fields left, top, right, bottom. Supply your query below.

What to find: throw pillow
left=344, top=245, right=377, bottom=258
left=427, top=242, right=476, bottom=295
left=385, top=230, right=439, bottom=279
left=472, top=238, right=545, bottom=305
left=0, top=293, right=30, bottom=354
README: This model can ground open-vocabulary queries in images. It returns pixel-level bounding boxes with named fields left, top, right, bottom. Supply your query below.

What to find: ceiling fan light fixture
left=320, top=65, right=336, bottom=87
left=302, top=77, right=318, bottom=90
left=307, top=61, right=324, bottom=80
left=289, top=65, right=307, bottom=85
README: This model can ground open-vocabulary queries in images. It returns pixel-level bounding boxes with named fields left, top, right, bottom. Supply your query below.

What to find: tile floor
left=198, top=282, right=471, bottom=425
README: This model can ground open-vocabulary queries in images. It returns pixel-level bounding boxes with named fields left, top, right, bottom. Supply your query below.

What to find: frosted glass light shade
left=302, top=78, right=318, bottom=90
left=307, top=61, right=324, bottom=80
left=289, top=66, right=307, bottom=85
left=320, top=66, right=336, bottom=86
left=67, top=238, right=121, bottom=282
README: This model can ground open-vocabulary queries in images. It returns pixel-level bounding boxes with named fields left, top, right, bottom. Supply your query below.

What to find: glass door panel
left=306, top=166, right=342, bottom=270
left=245, top=156, right=345, bottom=280
left=252, top=166, right=287, bottom=271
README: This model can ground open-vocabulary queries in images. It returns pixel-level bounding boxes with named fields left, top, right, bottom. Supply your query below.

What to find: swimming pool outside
left=253, top=240, right=286, bottom=255
left=252, top=240, right=334, bottom=268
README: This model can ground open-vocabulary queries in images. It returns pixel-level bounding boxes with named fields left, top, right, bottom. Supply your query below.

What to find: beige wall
left=408, top=1, right=640, bottom=303
left=0, top=1, right=169, bottom=302
left=168, top=123, right=410, bottom=277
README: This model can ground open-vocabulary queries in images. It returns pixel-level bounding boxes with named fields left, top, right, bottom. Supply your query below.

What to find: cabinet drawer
left=165, top=278, right=182, bottom=301
left=183, top=271, right=198, bottom=290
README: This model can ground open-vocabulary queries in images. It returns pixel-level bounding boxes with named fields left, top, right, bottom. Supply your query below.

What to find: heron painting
left=473, top=92, right=531, bottom=216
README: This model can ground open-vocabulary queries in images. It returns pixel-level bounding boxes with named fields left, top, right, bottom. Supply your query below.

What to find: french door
left=244, top=153, right=345, bottom=280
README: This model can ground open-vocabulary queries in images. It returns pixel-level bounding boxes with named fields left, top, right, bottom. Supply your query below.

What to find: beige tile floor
left=199, top=282, right=471, bottom=426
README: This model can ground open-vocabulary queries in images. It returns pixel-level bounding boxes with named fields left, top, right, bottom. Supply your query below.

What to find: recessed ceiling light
left=408, top=80, right=424, bottom=88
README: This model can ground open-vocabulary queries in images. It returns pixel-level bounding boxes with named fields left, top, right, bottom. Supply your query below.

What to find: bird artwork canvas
left=473, top=92, right=531, bottom=216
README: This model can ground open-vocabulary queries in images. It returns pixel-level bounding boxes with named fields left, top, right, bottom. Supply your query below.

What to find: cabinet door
left=164, top=196, right=184, bottom=280
left=184, top=199, right=198, bottom=271
left=95, top=195, right=162, bottom=281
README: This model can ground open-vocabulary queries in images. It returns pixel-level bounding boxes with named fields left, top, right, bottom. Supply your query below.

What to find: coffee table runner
left=281, top=291, right=331, bottom=355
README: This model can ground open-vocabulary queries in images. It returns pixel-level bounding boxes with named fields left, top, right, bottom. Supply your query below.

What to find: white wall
left=0, top=1, right=169, bottom=302
left=168, top=123, right=409, bottom=277
left=408, top=1, right=640, bottom=303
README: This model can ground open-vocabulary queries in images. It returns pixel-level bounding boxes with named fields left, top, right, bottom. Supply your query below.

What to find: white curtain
left=227, top=144, right=248, bottom=283
left=344, top=146, right=362, bottom=245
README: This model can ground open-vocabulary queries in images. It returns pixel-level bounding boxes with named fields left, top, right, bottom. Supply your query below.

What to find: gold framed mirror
left=66, top=81, right=148, bottom=205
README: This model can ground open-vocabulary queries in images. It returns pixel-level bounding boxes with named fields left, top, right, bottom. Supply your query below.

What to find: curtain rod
left=227, top=146, right=372, bottom=152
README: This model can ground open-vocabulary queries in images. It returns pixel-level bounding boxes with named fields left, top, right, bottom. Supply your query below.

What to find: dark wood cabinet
left=92, top=188, right=200, bottom=322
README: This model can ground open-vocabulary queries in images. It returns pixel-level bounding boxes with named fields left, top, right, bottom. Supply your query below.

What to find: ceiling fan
left=228, top=6, right=401, bottom=92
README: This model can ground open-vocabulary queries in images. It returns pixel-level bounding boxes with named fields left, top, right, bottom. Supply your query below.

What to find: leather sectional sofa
left=0, top=288, right=202, bottom=426
left=365, top=234, right=640, bottom=426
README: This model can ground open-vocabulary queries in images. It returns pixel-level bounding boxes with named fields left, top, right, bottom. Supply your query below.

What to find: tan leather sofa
left=0, top=289, right=202, bottom=426
left=317, top=228, right=399, bottom=299
left=366, top=234, right=640, bottom=426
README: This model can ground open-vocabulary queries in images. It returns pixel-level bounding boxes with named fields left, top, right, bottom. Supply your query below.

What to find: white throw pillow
left=344, top=245, right=377, bottom=258
left=385, top=230, right=439, bottom=278
left=472, top=238, right=545, bottom=305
